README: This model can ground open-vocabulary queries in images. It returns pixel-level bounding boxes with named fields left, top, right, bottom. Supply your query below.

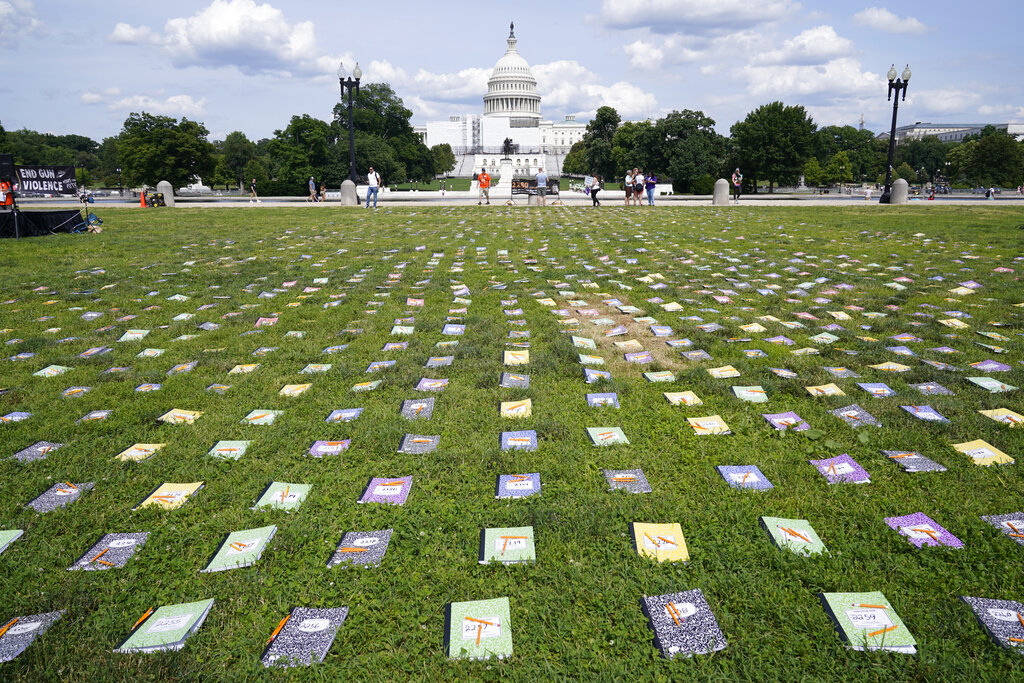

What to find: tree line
left=2, top=87, right=1022, bottom=194
left=563, top=103, right=1024, bottom=192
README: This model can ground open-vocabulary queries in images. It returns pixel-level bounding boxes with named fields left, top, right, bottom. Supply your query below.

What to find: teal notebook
left=479, top=527, right=535, bottom=564
left=819, top=591, right=916, bottom=653
left=760, top=517, right=827, bottom=556
left=447, top=598, right=512, bottom=660
left=115, top=599, right=214, bottom=653
left=201, top=526, right=276, bottom=572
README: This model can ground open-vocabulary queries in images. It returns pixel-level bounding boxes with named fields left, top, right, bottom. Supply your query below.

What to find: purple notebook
left=809, top=454, right=870, bottom=484
left=884, top=512, right=963, bottom=549
left=763, top=411, right=809, bottom=431
left=358, top=477, right=412, bottom=505
left=495, top=473, right=541, bottom=499
left=309, top=440, right=351, bottom=458
left=716, top=465, right=773, bottom=490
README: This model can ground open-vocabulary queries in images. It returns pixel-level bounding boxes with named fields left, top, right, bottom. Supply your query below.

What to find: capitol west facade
left=414, top=24, right=586, bottom=177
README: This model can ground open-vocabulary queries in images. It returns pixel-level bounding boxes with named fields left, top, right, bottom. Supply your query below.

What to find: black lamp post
left=879, top=64, right=911, bottom=204
left=337, top=61, right=362, bottom=183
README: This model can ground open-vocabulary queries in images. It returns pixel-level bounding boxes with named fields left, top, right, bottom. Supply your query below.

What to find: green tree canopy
left=730, top=101, right=816, bottom=192
left=895, top=135, right=953, bottom=180
left=802, top=157, right=823, bottom=186
left=964, top=132, right=1024, bottom=186
left=220, top=131, right=257, bottom=188
left=654, top=109, right=724, bottom=192
left=430, top=143, right=456, bottom=177
left=117, top=112, right=216, bottom=191
left=823, top=151, right=853, bottom=186
left=580, top=106, right=620, bottom=180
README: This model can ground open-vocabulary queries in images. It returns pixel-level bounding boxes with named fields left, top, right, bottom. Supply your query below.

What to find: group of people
left=623, top=169, right=658, bottom=206
left=247, top=167, right=382, bottom=207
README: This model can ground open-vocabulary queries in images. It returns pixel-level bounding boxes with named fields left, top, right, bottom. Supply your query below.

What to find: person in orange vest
left=477, top=167, right=491, bottom=205
left=0, top=178, right=13, bottom=210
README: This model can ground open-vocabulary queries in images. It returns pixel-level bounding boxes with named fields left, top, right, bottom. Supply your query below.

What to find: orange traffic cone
left=140, top=192, right=146, bottom=208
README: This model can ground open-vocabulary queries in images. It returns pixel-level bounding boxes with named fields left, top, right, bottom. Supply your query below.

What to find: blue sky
left=2, top=0, right=1021, bottom=142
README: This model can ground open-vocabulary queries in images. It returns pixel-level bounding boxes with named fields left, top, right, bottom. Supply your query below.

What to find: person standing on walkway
left=731, top=168, right=743, bottom=203
left=478, top=168, right=491, bottom=205
left=535, top=167, right=548, bottom=206
left=645, top=171, right=657, bottom=206
left=624, top=169, right=633, bottom=205
left=308, top=176, right=318, bottom=202
left=365, top=166, right=381, bottom=208
left=590, top=175, right=601, bottom=206
left=249, top=178, right=260, bottom=204
left=633, top=168, right=644, bottom=206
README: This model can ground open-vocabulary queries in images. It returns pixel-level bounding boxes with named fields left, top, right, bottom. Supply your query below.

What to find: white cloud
left=81, top=89, right=207, bottom=117
left=758, top=26, right=854, bottom=65
left=853, top=7, right=929, bottom=34
left=107, top=0, right=339, bottom=76
left=739, top=57, right=882, bottom=99
left=0, top=0, right=43, bottom=45
left=535, top=61, right=658, bottom=118
left=909, top=88, right=982, bottom=115
left=598, top=0, right=798, bottom=33
left=624, top=30, right=765, bottom=71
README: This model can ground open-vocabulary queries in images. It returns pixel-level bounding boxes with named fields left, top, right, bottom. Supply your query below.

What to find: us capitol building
left=414, top=23, right=586, bottom=177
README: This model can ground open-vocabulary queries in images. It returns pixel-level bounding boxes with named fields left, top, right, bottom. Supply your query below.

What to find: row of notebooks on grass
left=6, top=510, right=1023, bottom=573
left=7, top=592, right=1024, bottom=664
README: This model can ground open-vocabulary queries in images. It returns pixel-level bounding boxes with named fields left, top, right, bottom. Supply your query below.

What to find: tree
left=220, top=131, right=257, bottom=189
left=813, top=125, right=886, bottom=181
left=944, top=140, right=976, bottom=184
left=561, top=141, right=587, bottom=176
left=895, top=162, right=917, bottom=183
left=430, top=143, right=456, bottom=177
left=580, top=106, right=620, bottom=180
left=611, top=120, right=659, bottom=178
left=654, top=109, right=724, bottom=192
left=965, top=132, right=1024, bottom=186
left=802, top=157, right=823, bottom=187
left=822, top=151, right=853, bottom=187
left=117, top=112, right=215, bottom=191
left=896, top=135, right=953, bottom=181
left=242, top=159, right=269, bottom=188
left=730, top=102, right=816, bottom=192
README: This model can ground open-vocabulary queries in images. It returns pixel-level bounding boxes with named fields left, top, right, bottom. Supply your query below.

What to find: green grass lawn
left=1, top=206, right=1023, bottom=679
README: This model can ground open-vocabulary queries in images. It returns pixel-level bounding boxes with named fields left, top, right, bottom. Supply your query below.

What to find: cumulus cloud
left=81, top=89, right=207, bottom=117
left=535, top=61, right=658, bottom=118
left=738, top=57, right=882, bottom=99
left=597, top=0, right=798, bottom=34
left=853, top=7, right=929, bottom=34
left=107, top=0, right=339, bottom=76
left=909, top=88, right=982, bottom=115
left=0, top=0, right=43, bottom=45
left=758, top=26, right=854, bottom=65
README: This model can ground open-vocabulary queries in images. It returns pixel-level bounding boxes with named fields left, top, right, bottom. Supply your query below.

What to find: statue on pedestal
left=502, top=137, right=513, bottom=159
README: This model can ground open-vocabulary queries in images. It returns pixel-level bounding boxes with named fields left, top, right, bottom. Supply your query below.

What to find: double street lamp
left=338, top=61, right=362, bottom=183
left=879, top=64, right=911, bottom=204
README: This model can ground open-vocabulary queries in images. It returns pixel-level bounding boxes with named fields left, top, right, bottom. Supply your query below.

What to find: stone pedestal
left=712, top=178, right=730, bottom=205
left=494, top=158, right=514, bottom=201
left=890, top=178, right=909, bottom=205
left=156, top=180, right=174, bottom=207
left=339, top=179, right=358, bottom=206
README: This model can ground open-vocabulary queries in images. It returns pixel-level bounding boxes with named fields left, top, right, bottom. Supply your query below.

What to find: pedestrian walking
left=590, top=175, right=602, bottom=206
left=632, top=168, right=644, bottom=206
left=249, top=178, right=260, bottom=204
left=365, top=166, right=381, bottom=208
left=535, top=167, right=548, bottom=206
left=319, top=182, right=326, bottom=203
left=645, top=171, right=657, bottom=206
left=478, top=168, right=491, bottom=205
left=308, top=176, right=318, bottom=202
left=624, top=169, right=633, bottom=205
left=731, top=168, right=743, bottom=203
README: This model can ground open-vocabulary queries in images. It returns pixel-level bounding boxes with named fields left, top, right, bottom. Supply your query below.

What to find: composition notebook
left=0, top=529, right=24, bottom=556
left=327, top=530, right=392, bottom=568
left=201, top=526, right=276, bottom=572
left=252, top=482, right=310, bottom=512
left=960, top=596, right=1024, bottom=652
left=632, top=523, right=690, bottom=563
left=115, top=599, right=214, bottom=653
left=0, top=610, right=65, bottom=663
left=642, top=589, right=727, bottom=659
left=68, top=532, right=149, bottom=571
left=479, top=527, right=535, bottom=564
left=262, top=607, right=349, bottom=668
left=760, top=517, right=827, bottom=556
left=819, top=591, right=916, bottom=653
left=446, top=598, right=512, bottom=660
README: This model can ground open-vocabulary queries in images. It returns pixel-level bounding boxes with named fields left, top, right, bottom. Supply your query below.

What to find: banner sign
left=511, top=178, right=560, bottom=196
left=16, top=165, right=78, bottom=195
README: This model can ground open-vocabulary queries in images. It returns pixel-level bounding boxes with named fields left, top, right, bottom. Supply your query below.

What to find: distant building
left=414, top=23, right=586, bottom=176
left=877, top=122, right=1024, bottom=143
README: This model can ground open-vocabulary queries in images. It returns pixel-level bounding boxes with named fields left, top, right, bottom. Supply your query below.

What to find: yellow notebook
left=633, top=523, right=689, bottom=563
left=116, top=443, right=165, bottom=462
left=134, top=482, right=204, bottom=510
left=952, top=439, right=1014, bottom=466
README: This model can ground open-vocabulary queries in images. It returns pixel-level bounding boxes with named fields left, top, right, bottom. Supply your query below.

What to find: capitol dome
left=483, top=23, right=541, bottom=120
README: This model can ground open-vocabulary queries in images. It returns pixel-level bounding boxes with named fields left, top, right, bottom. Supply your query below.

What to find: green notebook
left=0, top=529, right=24, bottom=555
left=447, top=597, right=512, bottom=660
left=115, top=599, right=214, bottom=653
left=819, top=591, right=916, bottom=653
left=479, top=527, right=535, bottom=564
left=252, top=482, right=310, bottom=512
left=201, top=526, right=276, bottom=572
left=760, top=517, right=827, bottom=556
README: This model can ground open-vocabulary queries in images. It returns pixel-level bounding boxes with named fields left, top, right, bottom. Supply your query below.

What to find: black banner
left=0, top=154, right=14, bottom=182
left=16, top=165, right=78, bottom=195
left=511, top=178, right=560, bottom=196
